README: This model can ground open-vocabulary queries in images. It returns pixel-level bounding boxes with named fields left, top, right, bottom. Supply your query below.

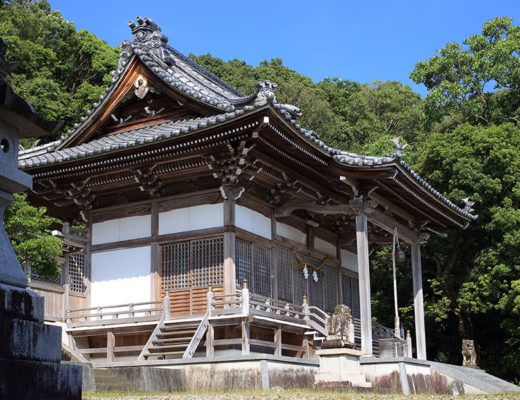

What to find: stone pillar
left=356, top=213, right=372, bottom=355
left=0, top=38, right=81, bottom=398
left=411, top=244, right=427, bottom=360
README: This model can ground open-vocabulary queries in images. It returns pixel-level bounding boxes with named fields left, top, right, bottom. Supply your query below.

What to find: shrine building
left=18, top=17, right=476, bottom=368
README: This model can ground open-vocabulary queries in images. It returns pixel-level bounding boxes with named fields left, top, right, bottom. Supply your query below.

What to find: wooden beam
left=367, top=209, right=420, bottom=245
left=275, top=200, right=356, bottom=218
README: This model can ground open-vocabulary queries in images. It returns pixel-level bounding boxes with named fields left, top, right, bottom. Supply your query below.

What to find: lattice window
left=323, top=264, right=338, bottom=313
left=161, top=242, right=190, bottom=291
left=192, top=237, right=224, bottom=288
left=341, top=273, right=351, bottom=307
left=235, top=239, right=271, bottom=296
left=236, top=239, right=252, bottom=286
left=341, top=273, right=360, bottom=318
left=350, top=277, right=360, bottom=318
left=160, top=237, right=223, bottom=293
left=276, top=246, right=293, bottom=302
left=253, top=245, right=271, bottom=296
left=68, top=253, right=86, bottom=294
left=292, top=254, right=307, bottom=306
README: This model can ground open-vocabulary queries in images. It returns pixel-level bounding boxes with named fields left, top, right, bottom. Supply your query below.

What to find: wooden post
left=206, top=284, right=214, bottom=316
left=223, top=193, right=236, bottom=298
left=271, top=210, right=278, bottom=304
left=107, top=331, right=115, bottom=363
left=150, top=201, right=159, bottom=302
left=63, top=254, right=70, bottom=322
left=241, top=279, right=250, bottom=316
left=411, top=244, right=427, bottom=360
left=206, top=322, right=214, bottom=358
left=406, top=330, right=413, bottom=358
left=302, top=295, right=310, bottom=323
left=348, top=315, right=355, bottom=344
left=356, top=213, right=373, bottom=355
left=162, top=290, right=170, bottom=320
left=274, top=325, right=282, bottom=357
left=242, top=318, right=250, bottom=355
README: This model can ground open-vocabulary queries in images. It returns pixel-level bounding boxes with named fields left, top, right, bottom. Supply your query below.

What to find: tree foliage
left=411, top=17, right=520, bottom=128
left=4, top=193, right=62, bottom=277
left=0, top=0, right=118, bottom=134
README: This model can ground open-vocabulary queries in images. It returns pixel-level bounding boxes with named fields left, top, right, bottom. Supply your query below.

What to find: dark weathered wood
left=275, top=200, right=356, bottom=218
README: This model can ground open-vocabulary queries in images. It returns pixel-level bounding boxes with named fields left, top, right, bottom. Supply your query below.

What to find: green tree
left=4, top=193, right=62, bottom=277
left=0, top=0, right=119, bottom=136
left=414, top=123, right=520, bottom=380
left=410, top=17, right=520, bottom=128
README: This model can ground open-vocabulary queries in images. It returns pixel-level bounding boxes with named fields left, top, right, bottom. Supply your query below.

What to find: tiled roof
left=18, top=16, right=476, bottom=222
left=19, top=112, right=248, bottom=168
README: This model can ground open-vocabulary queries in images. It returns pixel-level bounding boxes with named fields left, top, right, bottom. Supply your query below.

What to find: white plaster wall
left=314, top=237, right=337, bottom=257
left=159, top=203, right=224, bottom=235
left=91, top=246, right=151, bottom=308
left=235, top=205, right=271, bottom=239
left=276, top=222, right=307, bottom=246
left=341, top=249, right=358, bottom=273
left=92, top=215, right=151, bottom=245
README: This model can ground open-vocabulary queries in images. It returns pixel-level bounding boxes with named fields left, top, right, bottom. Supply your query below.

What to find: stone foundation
left=0, top=283, right=82, bottom=399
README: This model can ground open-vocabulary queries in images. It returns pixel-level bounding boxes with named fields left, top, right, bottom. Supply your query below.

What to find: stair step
left=163, top=322, right=200, bottom=328
left=148, top=343, right=189, bottom=351
left=146, top=350, right=185, bottom=357
left=157, top=329, right=197, bottom=337
left=153, top=337, right=193, bottom=344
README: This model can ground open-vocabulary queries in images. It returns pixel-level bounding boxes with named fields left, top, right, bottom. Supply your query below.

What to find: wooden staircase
left=138, top=315, right=208, bottom=360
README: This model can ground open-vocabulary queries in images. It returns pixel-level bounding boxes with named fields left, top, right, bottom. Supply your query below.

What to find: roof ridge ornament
left=391, top=136, right=407, bottom=159
left=462, top=197, right=475, bottom=213
left=121, top=16, right=175, bottom=70
left=255, top=80, right=277, bottom=104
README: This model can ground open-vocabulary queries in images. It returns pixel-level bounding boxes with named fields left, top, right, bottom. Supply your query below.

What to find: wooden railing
left=66, top=300, right=162, bottom=327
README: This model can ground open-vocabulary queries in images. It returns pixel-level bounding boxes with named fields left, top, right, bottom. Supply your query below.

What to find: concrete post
left=355, top=213, right=372, bottom=355
left=411, top=244, right=427, bottom=360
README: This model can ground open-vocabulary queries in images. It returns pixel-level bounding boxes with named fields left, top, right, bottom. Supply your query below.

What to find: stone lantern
left=0, top=38, right=81, bottom=400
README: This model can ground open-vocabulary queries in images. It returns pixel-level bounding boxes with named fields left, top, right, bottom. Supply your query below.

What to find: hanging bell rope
left=392, top=227, right=401, bottom=338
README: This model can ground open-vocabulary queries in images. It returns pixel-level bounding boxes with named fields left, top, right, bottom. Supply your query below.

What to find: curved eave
left=55, top=55, right=138, bottom=151
left=19, top=107, right=264, bottom=176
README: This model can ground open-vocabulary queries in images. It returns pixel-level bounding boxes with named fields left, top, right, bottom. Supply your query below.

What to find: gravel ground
left=83, top=390, right=520, bottom=400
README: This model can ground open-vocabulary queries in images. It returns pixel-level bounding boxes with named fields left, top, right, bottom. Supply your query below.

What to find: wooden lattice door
left=159, top=237, right=224, bottom=316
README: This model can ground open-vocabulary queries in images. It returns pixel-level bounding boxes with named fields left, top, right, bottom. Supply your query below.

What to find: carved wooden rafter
left=132, top=166, right=162, bottom=198
left=208, top=140, right=255, bottom=199
left=41, top=178, right=96, bottom=221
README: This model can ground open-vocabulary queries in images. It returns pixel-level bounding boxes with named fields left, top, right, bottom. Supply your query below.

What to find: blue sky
left=50, top=0, right=520, bottom=96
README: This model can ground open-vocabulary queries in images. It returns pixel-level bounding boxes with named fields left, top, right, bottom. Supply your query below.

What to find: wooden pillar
left=274, top=325, right=282, bottom=357
left=63, top=254, right=70, bottom=322
left=107, top=331, right=115, bottom=363
left=150, top=201, right=159, bottom=302
left=271, top=210, right=278, bottom=303
left=223, top=195, right=236, bottom=295
left=206, top=323, right=214, bottom=358
left=337, top=237, right=342, bottom=305
left=411, top=244, right=427, bottom=360
left=356, top=213, right=373, bottom=355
